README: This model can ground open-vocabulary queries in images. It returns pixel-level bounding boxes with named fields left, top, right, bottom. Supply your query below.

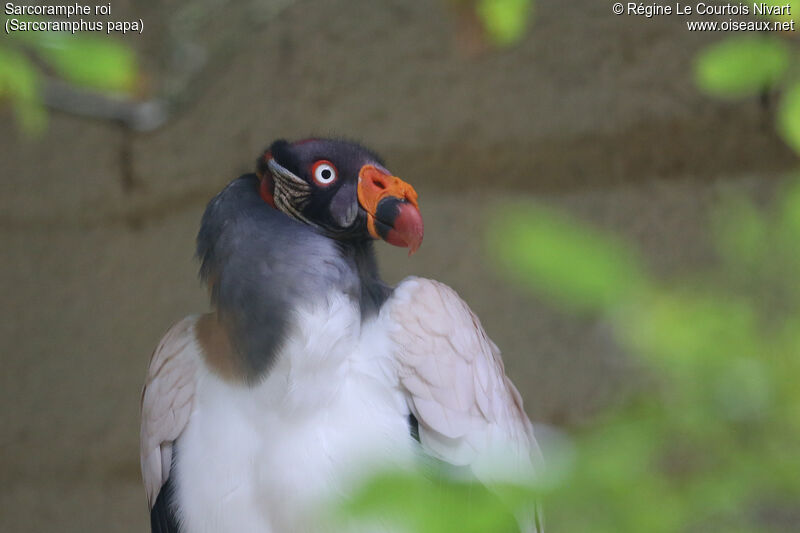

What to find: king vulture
left=140, top=138, right=543, bottom=532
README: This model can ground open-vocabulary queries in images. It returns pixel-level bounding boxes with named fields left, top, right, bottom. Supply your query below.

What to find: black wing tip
left=408, top=413, right=420, bottom=443
left=150, top=476, right=180, bottom=533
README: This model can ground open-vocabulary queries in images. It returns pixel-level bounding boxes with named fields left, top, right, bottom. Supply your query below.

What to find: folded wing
left=385, top=277, right=543, bottom=530
left=140, top=315, right=202, bottom=509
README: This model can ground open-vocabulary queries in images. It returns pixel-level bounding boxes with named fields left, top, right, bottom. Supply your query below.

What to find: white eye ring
left=312, top=161, right=337, bottom=185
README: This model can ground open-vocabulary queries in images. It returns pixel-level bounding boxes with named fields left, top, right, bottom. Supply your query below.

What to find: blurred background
left=2, top=1, right=799, bottom=531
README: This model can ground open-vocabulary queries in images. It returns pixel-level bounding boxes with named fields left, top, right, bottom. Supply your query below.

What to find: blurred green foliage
left=694, top=36, right=789, bottom=98
left=339, top=17, right=800, bottom=524
left=336, top=181, right=800, bottom=532
left=490, top=205, right=645, bottom=311
left=455, top=0, right=535, bottom=47
left=0, top=18, right=137, bottom=132
left=0, top=0, right=535, bottom=134
left=0, top=45, right=44, bottom=131
left=778, top=84, right=800, bottom=154
left=475, top=0, right=533, bottom=46
left=334, top=468, right=525, bottom=533
left=495, top=185, right=800, bottom=531
left=693, top=3, right=800, bottom=152
left=20, top=31, right=137, bottom=92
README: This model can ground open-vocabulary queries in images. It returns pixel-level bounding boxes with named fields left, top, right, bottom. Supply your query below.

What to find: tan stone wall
left=0, top=1, right=790, bottom=530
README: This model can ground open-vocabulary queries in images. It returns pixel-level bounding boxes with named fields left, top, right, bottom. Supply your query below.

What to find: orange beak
left=357, top=165, right=424, bottom=255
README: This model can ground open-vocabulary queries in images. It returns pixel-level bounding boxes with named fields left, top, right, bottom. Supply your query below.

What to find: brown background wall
left=0, top=1, right=792, bottom=531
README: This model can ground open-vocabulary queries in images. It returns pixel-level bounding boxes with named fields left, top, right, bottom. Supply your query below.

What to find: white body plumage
left=173, top=292, right=415, bottom=532
left=141, top=278, right=542, bottom=533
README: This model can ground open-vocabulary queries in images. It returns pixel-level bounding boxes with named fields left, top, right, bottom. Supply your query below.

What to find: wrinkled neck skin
left=196, top=174, right=392, bottom=382
left=339, top=238, right=393, bottom=318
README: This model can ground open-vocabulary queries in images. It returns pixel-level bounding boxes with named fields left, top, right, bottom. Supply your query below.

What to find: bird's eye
left=311, top=160, right=337, bottom=186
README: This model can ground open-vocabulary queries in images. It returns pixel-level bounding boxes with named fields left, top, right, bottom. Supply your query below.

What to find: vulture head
left=257, top=138, right=424, bottom=254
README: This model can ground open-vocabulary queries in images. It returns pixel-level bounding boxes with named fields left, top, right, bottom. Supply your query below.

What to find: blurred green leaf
left=0, top=46, right=45, bottom=132
left=776, top=175, right=800, bottom=240
left=710, top=356, right=772, bottom=422
left=1, top=20, right=138, bottom=133
left=334, top=469, right=528, bottom=533
left=343, top=184, right=800, bottom=533
left=480, top=183, right=800, bottom=531
left=694, top=36, right=790, bottom=98
left=757, top=0, right=800, bottom=21
left=778, top=82, right=800, bottom=155
left=623, top=289, right=759, bottom=367
left=711, top=192, right=767, bottom=271
left=29, top=33, right=138, bottom=93
left=346, top=10, right=800, bottom=531
left=488, top=205, right=648, bottom=311
left=476, top=0, right=532, bottom=46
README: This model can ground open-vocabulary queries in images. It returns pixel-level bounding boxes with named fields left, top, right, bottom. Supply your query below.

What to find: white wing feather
left=140, top=315, right=202, bottom=508
left=385, top=277, right=543, bottom=530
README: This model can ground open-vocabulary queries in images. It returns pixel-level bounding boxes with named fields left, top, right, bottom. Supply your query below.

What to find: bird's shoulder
left=383, top=278, right=543, bottom=533
left=386, top=276, right=499, bottom=357
left=383, top=277, right=535, bottom=446
left=384, top=276, right=504, bottom=375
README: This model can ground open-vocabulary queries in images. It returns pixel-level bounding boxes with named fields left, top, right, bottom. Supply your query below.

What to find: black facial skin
left=265, top=139, right=386, bottom=238
left=199, top=139, right=393, bottom=383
